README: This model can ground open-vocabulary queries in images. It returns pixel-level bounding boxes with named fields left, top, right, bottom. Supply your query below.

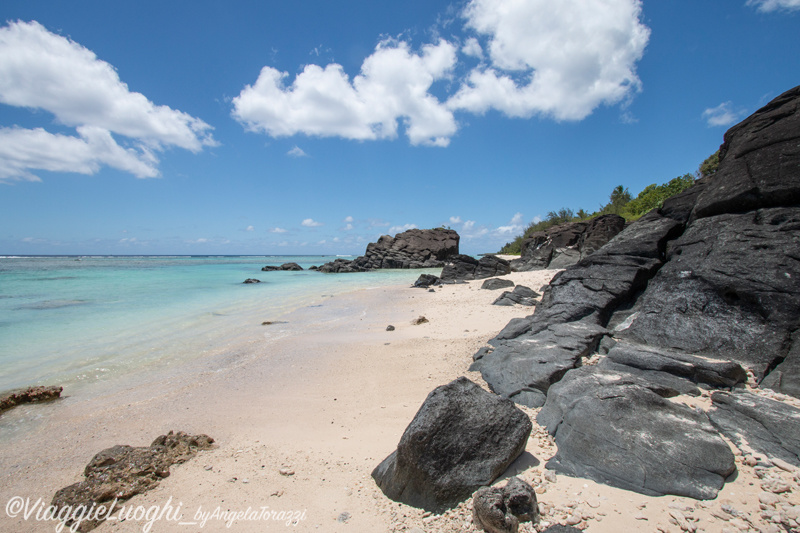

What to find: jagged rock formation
left=492, top=286, right=539, bottom=307
left=440, top=254, right=511, bottom=281
left=318, top=228, right=459, bottom=273
left=372, top=377, right=531, bottom=512
left=52, top=431, right=214, bottom=531
left=511, top=214, right=626, bottom=271
left=477, top=85, right=800, bottom=499
left=0, top=385, right=62, bottom=415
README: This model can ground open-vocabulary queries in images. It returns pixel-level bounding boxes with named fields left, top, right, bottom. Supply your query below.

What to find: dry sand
left=1, top=269, right=799, bottom=533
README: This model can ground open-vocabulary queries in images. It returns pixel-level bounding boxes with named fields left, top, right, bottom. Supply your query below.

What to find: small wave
left=17, top=299, right=90, bottom=310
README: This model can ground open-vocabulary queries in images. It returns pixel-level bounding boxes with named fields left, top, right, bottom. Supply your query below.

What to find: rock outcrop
left=372, top=377, right=531, bottom=512
left=52, top=431, right=214, bottom=531
left=318, top=228, right=459, bottom=273
left=511, top=214, right=626, bottom=271
left=492, top=286, right=539, bottom=307
left=0, top=385, right=62, bottom=415
left=262, top=262, right=304, bottom=271
left=440, top=254, right=511, bottom=281
left=475, top=85, right=800, bottom=500
left=482, top=278, right=516, bottom=291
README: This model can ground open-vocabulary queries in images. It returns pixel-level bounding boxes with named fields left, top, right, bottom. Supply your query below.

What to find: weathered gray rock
left=372, top=377, right=531, bottom=512
left=472, top=477, right=537, bottom=533
left=413, top=274, right=441, bottom=288
left=761, top=331, right=800, bottom=397
left=537, top=366, right=736, bottom=499
left=280, top=262, right=303, bottom=271
left=0, top=385, right=62, bottom=415
left=242, top=278, right=261, bottom=284
left=511, top=214, right=626, bottom=272
left=482, top=278, right=516, bottom=291
left=619, top=207, right=800, bottom=379
left=605, top=341, right=747, bottom=388
left=52, top=431, right=215, bottom=531
left=319, top=228, right=459, bottom=272
left=709, top=391, right=800, bottom=467
left=480, top=321, right=607, bottom=407
left=492, top=285, right=540, bottom=307
left=441, top=254, right=511, bottom=281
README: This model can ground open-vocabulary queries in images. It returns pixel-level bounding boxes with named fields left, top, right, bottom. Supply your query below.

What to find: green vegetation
left=498, top=151, right=719, bottom=255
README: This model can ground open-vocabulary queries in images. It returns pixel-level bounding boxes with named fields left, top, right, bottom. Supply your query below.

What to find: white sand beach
left=1, top=269, right=799, bottom=533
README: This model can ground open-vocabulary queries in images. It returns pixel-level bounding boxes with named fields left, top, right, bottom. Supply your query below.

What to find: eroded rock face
left=537, top=366, right=736, bottom=499
left=372, top=377, right=531, bottom=512
left=318, top=228, right=459, bottom=272
left=52, top=431, right=215, bottom=531
left=477, top=85, right=800, bottom=500
left=511, top=214, right=626, bottom=272
left=472, top=477, right=538, bottom=533
left=440, top=254, right=511, bottom=281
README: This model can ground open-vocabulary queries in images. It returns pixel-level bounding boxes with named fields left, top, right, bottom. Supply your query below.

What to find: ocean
left=0, top=255, right=438, bottom=396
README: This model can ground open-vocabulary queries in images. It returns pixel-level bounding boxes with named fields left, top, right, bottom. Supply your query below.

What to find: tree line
left=498, top=151, right=719, bottom=255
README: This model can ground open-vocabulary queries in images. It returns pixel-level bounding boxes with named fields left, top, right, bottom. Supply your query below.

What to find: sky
left=0, top=0, right=798, bottom=256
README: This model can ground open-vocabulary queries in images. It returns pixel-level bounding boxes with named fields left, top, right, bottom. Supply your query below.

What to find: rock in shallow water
left=0, top=385, right=62, bottom=414
left=372, top=377, right=531, bottom=512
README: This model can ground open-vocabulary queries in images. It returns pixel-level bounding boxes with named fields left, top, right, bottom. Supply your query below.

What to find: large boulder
left=372, top=377, right=531, bottom=512
left=511, top=214, right=626, bottom=271
left=537, top=366, right=736, bottom=499
left=318, top=228, right=459, bottom=272
left=441, top=254, right=511, bottom=281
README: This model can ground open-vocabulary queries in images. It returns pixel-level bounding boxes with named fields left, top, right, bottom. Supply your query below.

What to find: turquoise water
left=0, top=256, right=436, bottom=393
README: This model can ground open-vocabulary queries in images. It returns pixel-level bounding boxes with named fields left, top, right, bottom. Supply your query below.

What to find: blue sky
left=0, top=0, right=798, bottom=256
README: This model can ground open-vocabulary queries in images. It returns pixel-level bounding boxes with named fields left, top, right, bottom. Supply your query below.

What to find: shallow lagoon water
left=0, top=256, right=437, bottom=394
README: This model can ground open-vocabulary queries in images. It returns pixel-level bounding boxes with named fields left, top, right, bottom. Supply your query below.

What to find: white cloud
left=270, top=227, right=288, bottom=234
left=747, top=0, right=800, bottom=11
left=496, top=212, right=525, bottom=234
left=0, top=21, right=215, bottom=182
left=301, top=218, right=323, bottom=227
left=344, top=215, right=354, bottom=223
left=388, top=223, right=418, bottom=234
left=449, top=216, right=463, bottom=224
left=246, top=225, right=255, bottom=231
left=232, top=39, right=458, bottom=147
left=462, top=37, right=484, bottom=59
left=448, top=0, right=650, bottom=121
left=463, top=220, right=476, bottom=231
left=702, top=101, right=746, bottom=127
left=287, top=145, right=308, bottom=157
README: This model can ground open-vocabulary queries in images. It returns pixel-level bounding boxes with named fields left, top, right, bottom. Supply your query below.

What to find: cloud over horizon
left=747, top=0, right=800, bottom=12
left=0, top=20, right=215, bottom=182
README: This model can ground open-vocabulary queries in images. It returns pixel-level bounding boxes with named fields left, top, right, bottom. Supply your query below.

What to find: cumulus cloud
left=287, top=145, right=308, bottom=157
left=0, top=21, right=215, bottom=182
left=447, top=0, right=650, bottom=121
left=301, top=218, right=323, bottom=227
left=388, top=223, right=418, bottom=234
left=246, top=225, right=255, bottom=231
left=232, top=39, right=458, bottom=147
left=461, top=37, right=484, bottom=59
left=747, top=0, right=800, bottom=11
left=449, top=215, right=463, bottom=224
left=270, top=227, right=288, bottom=234
left=702, top=101, right=746, bottom=127
left=496, top=212, right=525, bottom=234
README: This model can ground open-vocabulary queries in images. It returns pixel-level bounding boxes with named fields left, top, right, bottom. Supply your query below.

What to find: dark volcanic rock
left=243, top=278, right=261, bottom=284
left=261, top=265, right=279, bottom=271
left=709, top=391, right=800, bottom=467
left=492, top=285, right=540, bottom=307
left=537, top=366, right=736, bottom=499
left=472, top=477, right=537, bottom=533
left=441, top=254, right=511, bottom=281
left=511, top=214, right=626, bottom=271
left=372, top=377, right=532, bottom=512
left=0, top=385, right=62, bottom=414
left=319, top=228, right=459, bottom=272
left=280, top=262, right=303, bottom=271
left=619, top=207, right=800, bottom=379
left=761, top=331, right=800, bottom=397
left=52, top=431, right=214, bottom=531
left=482, top=278, right=515, bottom=291
left=413, top=273, right=441, bottom=288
